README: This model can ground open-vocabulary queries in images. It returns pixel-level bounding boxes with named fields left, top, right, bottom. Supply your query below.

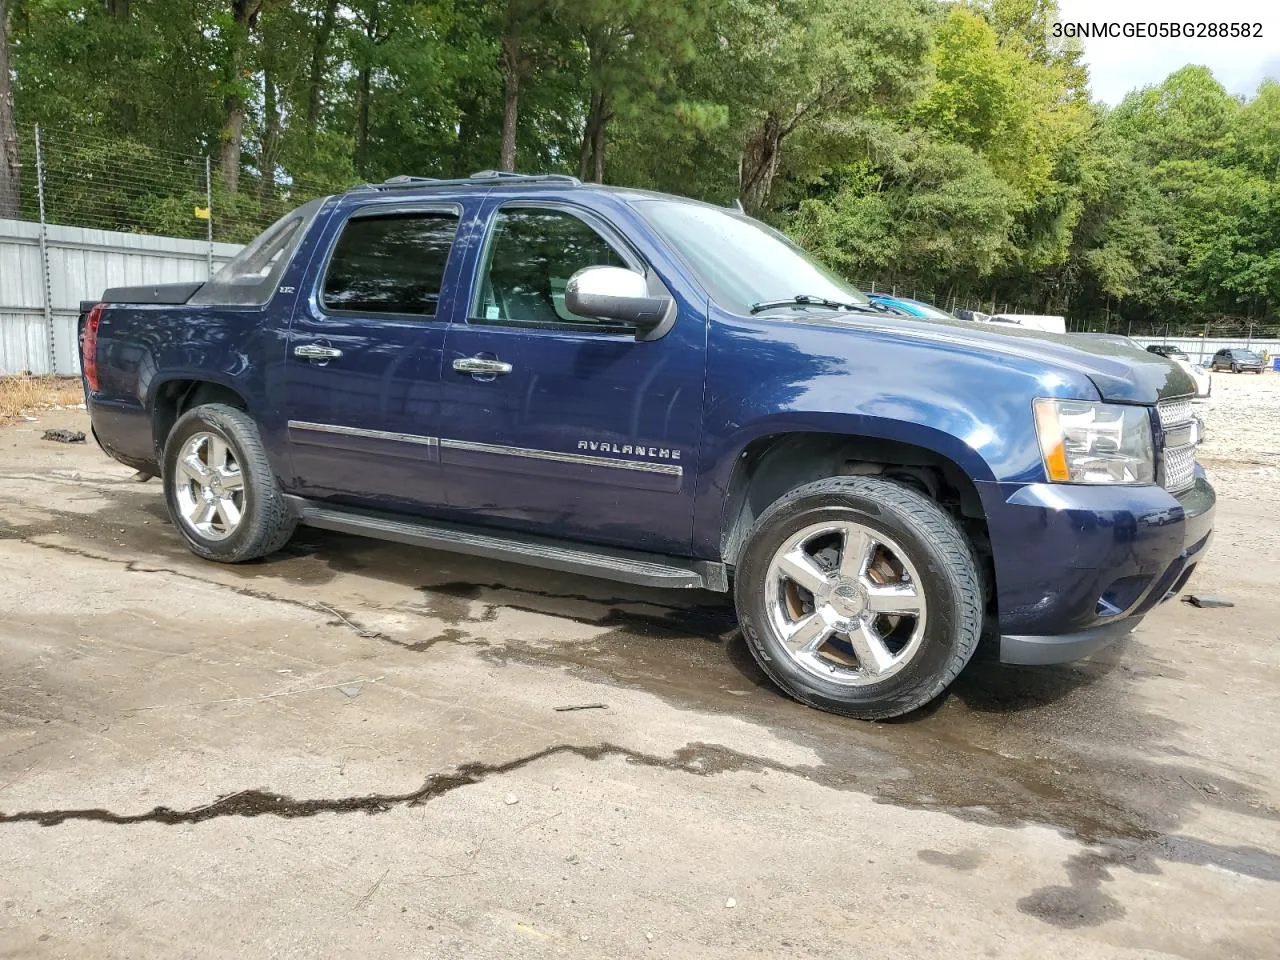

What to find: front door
left=439, top=202, right=705, bottom=555
left=282, top=201, right=464, bottom=511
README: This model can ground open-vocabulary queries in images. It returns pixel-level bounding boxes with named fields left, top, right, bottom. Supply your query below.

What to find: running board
left=286, top=497, right=728, bottom=591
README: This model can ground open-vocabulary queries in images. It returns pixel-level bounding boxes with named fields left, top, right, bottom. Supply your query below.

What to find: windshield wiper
left=749, top=294, right=885, bottom=315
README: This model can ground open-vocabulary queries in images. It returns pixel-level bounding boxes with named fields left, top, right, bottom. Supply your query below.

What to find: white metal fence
left=0, top=218, right=242, bottom=375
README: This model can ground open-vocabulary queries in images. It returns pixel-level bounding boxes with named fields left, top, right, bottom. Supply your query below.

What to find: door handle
left=453, top=357, right=512, bottom=376
left=294, top=343, right=343, bottom=361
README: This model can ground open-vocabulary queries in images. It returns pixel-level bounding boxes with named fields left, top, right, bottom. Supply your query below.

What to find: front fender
left=690, top=308, right=1100, bottom=558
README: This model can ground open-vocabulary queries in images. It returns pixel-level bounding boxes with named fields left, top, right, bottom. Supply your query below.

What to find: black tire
left=1231, top=363, right=1239, bottom=373
left=162, top=403, right=296, bottom=563
left=734, top=476, right=983, bottom=720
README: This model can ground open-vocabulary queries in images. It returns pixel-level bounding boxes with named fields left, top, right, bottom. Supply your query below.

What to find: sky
left=1056, top=0, right=1280, bottom=104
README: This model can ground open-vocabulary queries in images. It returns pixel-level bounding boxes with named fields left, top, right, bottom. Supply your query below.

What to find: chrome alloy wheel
left=764, top=520, right=927, bottom=686
left=174, top=431, right=245, bottom=541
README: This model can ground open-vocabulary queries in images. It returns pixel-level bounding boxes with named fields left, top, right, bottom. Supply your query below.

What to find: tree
left=0, top=0, right=1274, bottom=334
left=789, top=128, right=1016, bottom=292
left=217, top=0, right=266, bottom=193
left=305, top=0, right=338, bottom=130
left=0, top=0, right=19, bottom=218
left=566, top=0, right=704, bottom=183
left=731, top=0, right=931, bottom=214
left=495, top=0, right=556, bottom=171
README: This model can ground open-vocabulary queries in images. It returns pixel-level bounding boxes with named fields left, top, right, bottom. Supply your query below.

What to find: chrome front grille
left=1157, top=396, right=1198, bottom=493
left=1162, top=443, right=1196, bottom=492
left=1158, top=397, right=1194, bottom=430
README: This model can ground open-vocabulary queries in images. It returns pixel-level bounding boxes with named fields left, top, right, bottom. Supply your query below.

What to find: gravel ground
left=1, top=387, right=1278, bottom=959
left=1198, top=370, right=1280, bottom=467
left=1197, top=371, right=1280, bottom=525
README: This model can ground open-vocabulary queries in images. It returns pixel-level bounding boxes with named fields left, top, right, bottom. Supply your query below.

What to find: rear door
left=281, top=200, right=466, bottom=511
left=437, top=200, right=705, bottom=555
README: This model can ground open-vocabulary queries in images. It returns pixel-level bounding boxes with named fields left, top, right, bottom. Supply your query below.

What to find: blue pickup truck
left=79, top=171, right=1214, bottom=719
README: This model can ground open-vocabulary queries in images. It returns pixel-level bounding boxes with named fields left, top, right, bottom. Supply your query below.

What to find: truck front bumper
left=979, top=471, right=1215, bottom=665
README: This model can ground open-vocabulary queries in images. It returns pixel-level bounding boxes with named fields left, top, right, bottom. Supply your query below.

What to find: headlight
left=1033, top=399, right=1154, bottom=484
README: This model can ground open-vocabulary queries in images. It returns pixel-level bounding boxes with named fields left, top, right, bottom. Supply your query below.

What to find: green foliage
left=789, top=129, right=1016, bottom=287
left=1, top=0, right=1277, bottom=332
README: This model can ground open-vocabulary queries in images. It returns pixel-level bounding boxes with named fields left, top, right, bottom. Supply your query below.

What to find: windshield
left=635, top=200, right=869, bottom=315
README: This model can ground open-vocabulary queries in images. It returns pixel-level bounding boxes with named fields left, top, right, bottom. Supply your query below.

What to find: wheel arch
left=149, top=377, right=250, bottom=460
left=714, top=428, right=995, bottom=616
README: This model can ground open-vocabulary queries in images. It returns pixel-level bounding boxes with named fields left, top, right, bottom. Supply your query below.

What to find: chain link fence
left=2, top=123, right=351, bottom=375
left=4, top=123, right=339, bottom=247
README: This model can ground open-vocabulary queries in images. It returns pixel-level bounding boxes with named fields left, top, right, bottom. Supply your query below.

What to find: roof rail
left=381, top=175, right=442, bottom=185
left=467, top=170, right=581, bottom=184
left=357, top=170, right=582, bottom=192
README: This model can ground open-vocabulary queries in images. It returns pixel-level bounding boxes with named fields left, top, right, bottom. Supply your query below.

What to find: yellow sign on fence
left=194, top=207, right=211, bottom=220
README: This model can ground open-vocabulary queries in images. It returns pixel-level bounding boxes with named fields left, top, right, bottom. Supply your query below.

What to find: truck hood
left=815, top=312, right=1196, bottom=404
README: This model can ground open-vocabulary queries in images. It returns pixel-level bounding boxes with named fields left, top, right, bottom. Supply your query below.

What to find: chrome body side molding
left=287, top=421, right=683, bottom=476
left=439, top=438, right=682, bottom=476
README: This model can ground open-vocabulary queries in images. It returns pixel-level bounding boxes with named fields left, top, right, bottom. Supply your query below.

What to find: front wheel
left=734, top=477, right=983, bottom=720
left=1232, top=363, right=1240, bottom=373
left=162, top=403, right=297, bottom=563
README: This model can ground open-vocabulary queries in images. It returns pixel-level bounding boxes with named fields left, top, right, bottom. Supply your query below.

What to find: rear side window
left=323, top=211, right=459, bottom=317
left=190, top=197, right=325, bottom=306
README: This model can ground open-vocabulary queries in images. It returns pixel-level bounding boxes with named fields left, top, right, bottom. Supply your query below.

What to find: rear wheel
left=1232, top=362, right=1240, bottom=373
left=734, top=476, right=983, bottom=720
left=162, top=403, right=296, bottom=562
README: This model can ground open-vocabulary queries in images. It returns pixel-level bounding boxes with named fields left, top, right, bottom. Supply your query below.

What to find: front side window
left=473, top=207, right=628, bottom=328
left=323, top=211, right=459, bottom=317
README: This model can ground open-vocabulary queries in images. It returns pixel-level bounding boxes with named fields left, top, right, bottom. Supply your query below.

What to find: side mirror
left=565, top=266, right=672, bottom=338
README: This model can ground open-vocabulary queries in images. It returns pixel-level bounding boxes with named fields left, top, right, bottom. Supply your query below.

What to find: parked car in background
left=866, top=293, right=956, bottom=320
left=1181, top=360, right=1212, bottom=398
left=1144, top=345, right=1210, bottom=398
left=1211, top=348, right=1265, bottom=374
left=1147, top=344, right=1189, bottom=361
left=77, top=170, right=1215, bottom=721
